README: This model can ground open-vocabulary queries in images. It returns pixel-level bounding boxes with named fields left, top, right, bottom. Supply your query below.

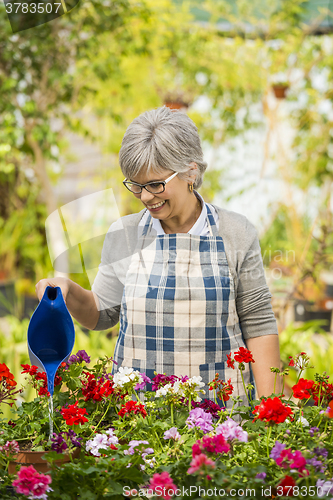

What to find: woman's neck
left=160, top=194, right=202, bottom=234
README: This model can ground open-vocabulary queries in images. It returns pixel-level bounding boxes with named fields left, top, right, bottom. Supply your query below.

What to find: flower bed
left=1, top=350, right=333, bottom=499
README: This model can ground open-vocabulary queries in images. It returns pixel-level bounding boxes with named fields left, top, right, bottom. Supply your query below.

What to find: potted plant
left=1, top=348, right=333, bottom=499
left=270, top=72, right=290, bottom=99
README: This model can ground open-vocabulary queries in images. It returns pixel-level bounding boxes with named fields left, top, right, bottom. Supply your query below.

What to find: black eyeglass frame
left=122, top=171, right=178, bottom=194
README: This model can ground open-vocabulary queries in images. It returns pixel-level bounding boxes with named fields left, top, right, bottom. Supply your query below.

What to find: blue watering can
left=27, top=286, right=75, bottom=396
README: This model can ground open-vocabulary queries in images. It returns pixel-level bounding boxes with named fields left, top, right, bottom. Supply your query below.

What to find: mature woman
left=36, top=106, right=280, bottom=404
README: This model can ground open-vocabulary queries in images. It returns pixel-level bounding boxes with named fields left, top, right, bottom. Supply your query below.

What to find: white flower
left=155, top=384, right=170, bottom=397
left=86, top=434, right=109, bottom=456
left=113, top=367, right=142, bottom=388
left=155, top=382, right=184, bottom=398
left=172, top=381, right=184, bottom=396
left=188, top=376, right=205, bottom=389
left=297, top=416, right=309, bottom=427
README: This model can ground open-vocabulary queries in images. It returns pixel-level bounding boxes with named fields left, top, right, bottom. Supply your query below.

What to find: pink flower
left=187, top=453, right=216, bottom=475
left=216, top=417, right=248, bottom=443
left=276, top=449, right=295, bottom=469
left=192, top=435, right=230, bottom=457
left=12, top=465, right=52, bottom=499
left=290, top=450, right=307, bottom=470
left=3, top=440, right=19, bottom=456
left=149, top=472, right=178, bottom=500
left=275, top=448, right=308, bottom=476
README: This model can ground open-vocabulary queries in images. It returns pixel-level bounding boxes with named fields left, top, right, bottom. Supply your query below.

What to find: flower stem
left=266, top=426, right=272, bottom=458
left=87, top=399, right=112, bottom=439
left=170, top=402, right=174, bottom=425
left=240, top=369, right=252, bottom=408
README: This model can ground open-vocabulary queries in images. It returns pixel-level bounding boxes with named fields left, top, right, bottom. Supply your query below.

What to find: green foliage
left=279, top=320, right=333, bottom=384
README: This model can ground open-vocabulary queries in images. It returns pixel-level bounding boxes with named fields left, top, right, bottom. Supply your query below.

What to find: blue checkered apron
left=113, top=204, right=254, bottom=407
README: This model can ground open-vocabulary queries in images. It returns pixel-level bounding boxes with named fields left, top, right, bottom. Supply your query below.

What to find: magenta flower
left=149, top=471, right=178, bottom=500
left=135, top=373, right=152, bottom=390
left=192, top=434, right=230, bottom=457
left=187, top=453, right=216, bottom=475
left=274, top=448, right=308, bottom=475
left=186, top=408, right=213, bottom=433
left=276, top=449, right=295, bottom=468
left=12, top=465, right=52, bottom=499
left=152, top=374, right=178, bottom=391
left=192, top=399, right=222, bottom=419
left=290, top=450, right=307, bottom=470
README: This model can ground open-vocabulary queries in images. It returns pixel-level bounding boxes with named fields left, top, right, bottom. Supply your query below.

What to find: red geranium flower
left=277, top=475, right=296, bottom=496
left=81, top=372, right=114, bottom=402
left=327, top=400, right=333, bottom=418
left=208, top=375, right=233, bottom=401
left=118, top=400, right=147, bottom=418
left=226, top=354, right=235, bottom=369
left=234, top=347, right=255, bottom=364
left=0, top=364, right=21, bottom=406
left=21, top=364, right=62, bottom=397
left=288, top=356, right=295, bottom=367
left=61, top=402, right=89, bottom=426
left=311, top=380, right=333, bottom=406
left=254, top=397, right=293, bottom=424
left=0, top=364, right=17, bottom=388
left=21, top=364, right=38, bottom=376
left=292, top=378, right=314, bottom=400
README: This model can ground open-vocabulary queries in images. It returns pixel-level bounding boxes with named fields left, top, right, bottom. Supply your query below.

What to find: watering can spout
left=27, top=286, right=75, bottom=396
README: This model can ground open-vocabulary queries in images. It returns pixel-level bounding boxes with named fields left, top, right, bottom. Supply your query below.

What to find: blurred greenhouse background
left=1, top=0, right=333, bottom=401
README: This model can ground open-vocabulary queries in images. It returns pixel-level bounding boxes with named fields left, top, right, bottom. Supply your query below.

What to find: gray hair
left=119, top=106, right=207, bottom=189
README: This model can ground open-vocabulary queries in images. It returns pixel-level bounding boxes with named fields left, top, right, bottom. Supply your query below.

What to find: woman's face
left=130, top=168, right=195, bottom=221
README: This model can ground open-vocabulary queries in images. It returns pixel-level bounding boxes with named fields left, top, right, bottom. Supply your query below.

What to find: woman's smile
left=144, top=200, right=167, bottom=211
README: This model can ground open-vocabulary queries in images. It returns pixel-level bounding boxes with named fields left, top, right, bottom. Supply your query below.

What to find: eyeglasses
left=123, top=172, right=178, bottom=194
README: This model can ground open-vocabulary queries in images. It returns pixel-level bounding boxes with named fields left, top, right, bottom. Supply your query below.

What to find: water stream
left=48, top=396, right=54, bottom=440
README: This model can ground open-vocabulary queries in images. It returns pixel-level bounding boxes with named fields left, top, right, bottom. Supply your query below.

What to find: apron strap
left=205, top=204, right=219, bottom=237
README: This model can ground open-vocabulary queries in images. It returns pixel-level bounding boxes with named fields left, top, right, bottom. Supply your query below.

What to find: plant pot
left=272, top=84, right=289, bottom=99
left=8, top=448, right=80, bottom=475
left=164, top=101, right=188, bottom=110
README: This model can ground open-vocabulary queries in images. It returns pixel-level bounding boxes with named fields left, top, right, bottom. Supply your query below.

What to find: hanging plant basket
left=164, top=100, right=189, bottom=110
left=272, top=84, right=289, bottom=99
left=8, top=448, right=80, bottom=475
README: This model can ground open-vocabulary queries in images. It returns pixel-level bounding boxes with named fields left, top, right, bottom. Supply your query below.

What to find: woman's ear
left=188, top=162, right=198, bottom=183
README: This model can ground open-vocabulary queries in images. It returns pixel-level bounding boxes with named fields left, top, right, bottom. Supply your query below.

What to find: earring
left=189, top=183, right=194, bottom=193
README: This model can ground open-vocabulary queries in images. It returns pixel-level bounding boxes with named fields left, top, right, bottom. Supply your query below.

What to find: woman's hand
left=35, top=278, right=100, bottom=330
left=35, top=277, right=71, bottom=303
